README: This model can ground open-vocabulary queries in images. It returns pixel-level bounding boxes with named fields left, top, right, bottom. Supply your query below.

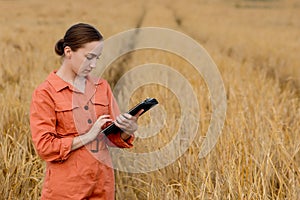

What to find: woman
left=30, top=23, right=142, bottom=199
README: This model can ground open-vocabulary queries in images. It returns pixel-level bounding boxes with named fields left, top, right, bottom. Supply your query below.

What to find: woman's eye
left=86, top=54, right=101, bottom=60
left=86, top=55, right=93, bottom=60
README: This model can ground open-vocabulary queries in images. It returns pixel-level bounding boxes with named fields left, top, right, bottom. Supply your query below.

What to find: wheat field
left=0, top=0, right=299, bottom=199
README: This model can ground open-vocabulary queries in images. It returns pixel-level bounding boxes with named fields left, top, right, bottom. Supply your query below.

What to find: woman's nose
left=89, top=63, right=96, bottom=68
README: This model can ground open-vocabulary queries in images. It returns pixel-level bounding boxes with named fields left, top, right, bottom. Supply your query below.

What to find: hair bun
left=54, top=38, right=65, bottom=56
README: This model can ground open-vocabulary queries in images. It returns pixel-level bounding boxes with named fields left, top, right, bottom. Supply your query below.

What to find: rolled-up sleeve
left=30, top=89, right=73, bottom=162
left=106, top=133, right=134, bottom=148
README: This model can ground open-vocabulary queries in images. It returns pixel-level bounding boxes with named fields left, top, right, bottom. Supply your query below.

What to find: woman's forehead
left=83, top=41, right=103, bottom=54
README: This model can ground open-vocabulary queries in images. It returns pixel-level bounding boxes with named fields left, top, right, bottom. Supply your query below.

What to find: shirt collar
left=89, top=75, right=105, bottom=86
left=47, top=70, right=104, bottom=92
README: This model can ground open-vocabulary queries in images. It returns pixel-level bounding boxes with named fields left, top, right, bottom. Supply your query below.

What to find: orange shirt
left=30, top=71, right=133, bottom=199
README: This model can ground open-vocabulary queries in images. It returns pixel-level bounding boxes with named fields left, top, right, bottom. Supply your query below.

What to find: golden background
left=0, top=0, right=299, bottom=199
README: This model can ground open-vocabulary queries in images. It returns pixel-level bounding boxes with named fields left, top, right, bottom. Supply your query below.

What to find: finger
left=96, top=115, right=111, bottom=123
left=117, top=115, right=134, bottom=130
left=134, top=109, right=144, bottom=118
left=98, top=118, right=112, bottom=126
left=101, top=118, right=113, bottom=123
left=123, top=113, right=136, bottom=121
left=116, top=115, right=130, bottom=127
left=114, top=120, right=126, bottom=131
left=99, top=119, right=113, bottom=128
left=99, top=115, right=111, bottom=119
left=115, top=116, right=137, bottom=132
left=122, top=113, right=132, bottom=119
left=117, top=115, right=131, bottom=124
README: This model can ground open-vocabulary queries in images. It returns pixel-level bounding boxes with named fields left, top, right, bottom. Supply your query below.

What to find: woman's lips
left=83, top=69, right=91, bottom=73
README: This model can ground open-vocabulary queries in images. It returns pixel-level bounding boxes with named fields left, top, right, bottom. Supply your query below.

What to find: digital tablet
left=101, top=98, right=159, bottom=136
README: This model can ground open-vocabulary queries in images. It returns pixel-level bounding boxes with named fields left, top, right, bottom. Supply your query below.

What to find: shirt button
left=88, top=119, right=92, bottom=124
left=84, top=105, right=89, bottom=110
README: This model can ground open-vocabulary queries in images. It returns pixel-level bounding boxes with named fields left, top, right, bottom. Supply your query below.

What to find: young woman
left=30, top=23, right=142, bottom=200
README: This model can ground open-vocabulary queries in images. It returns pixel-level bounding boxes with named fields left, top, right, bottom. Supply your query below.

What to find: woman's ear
left=64, top=46, right=72, bottom=59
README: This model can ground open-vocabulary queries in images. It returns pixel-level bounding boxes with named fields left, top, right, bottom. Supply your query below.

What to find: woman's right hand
left=89, top=115, right=112, bottom=140
left=71, top=115, right=112, bottom=151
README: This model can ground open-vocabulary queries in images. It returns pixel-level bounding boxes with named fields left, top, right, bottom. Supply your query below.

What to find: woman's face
left=70, top=40, right=103, bottom=77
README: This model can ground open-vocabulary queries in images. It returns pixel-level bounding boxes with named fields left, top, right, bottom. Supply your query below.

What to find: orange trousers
left=41, top=147, right=115, bottom=200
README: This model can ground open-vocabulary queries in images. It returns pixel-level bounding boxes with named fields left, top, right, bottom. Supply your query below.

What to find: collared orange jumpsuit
left=30, top=71, right=134, bottom=200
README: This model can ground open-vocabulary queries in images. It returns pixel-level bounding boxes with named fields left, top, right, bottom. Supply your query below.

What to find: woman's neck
left=56, top=64, right=86, bottom=93
left=56, top=64, right=76, bottom=84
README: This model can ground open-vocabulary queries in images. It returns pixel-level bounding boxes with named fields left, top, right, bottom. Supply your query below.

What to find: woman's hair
left=55, top=23, right=103, bottom=56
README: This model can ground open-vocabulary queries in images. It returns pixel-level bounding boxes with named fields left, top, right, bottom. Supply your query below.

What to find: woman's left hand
left=114, top=110, right=143, bottom=135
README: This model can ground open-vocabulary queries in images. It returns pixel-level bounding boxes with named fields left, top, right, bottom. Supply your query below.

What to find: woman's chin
left=78, top=71, right=91, bottom=77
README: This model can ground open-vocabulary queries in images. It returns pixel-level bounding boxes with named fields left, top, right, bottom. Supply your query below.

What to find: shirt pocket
left=90, top=97, right=110, bottom=118
left=55, top=102, right=79, bottom=134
